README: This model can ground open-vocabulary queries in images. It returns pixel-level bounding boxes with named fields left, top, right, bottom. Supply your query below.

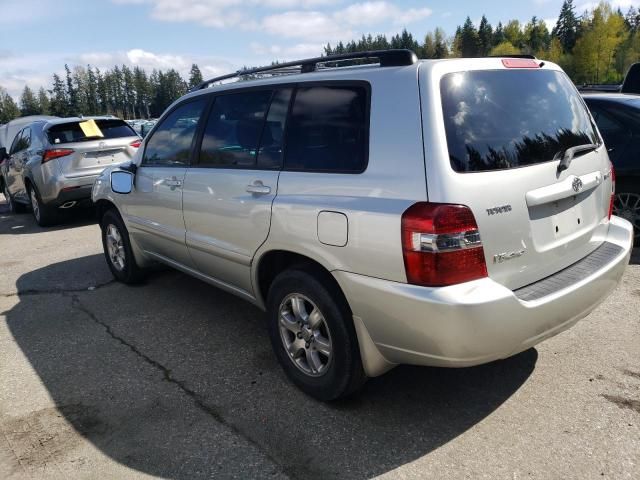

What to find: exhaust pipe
left=59, top=201, right=76, bottom=209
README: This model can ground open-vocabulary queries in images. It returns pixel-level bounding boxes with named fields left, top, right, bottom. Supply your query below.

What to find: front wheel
left=267, top=269, right=366, bottom=401
left=100, top=209, right=144, bottom=284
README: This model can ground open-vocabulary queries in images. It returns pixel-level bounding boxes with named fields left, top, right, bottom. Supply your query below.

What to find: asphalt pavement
left=0, top=199, right=639, bottom=479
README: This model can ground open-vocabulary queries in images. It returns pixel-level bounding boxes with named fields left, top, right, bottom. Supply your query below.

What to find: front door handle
left=246, top=181, right=271, bottom=195
left=164, top=177, right=182, bottom=188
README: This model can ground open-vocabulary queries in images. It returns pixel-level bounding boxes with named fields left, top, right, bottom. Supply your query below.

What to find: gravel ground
left=1, top=200, right=638, bottom=480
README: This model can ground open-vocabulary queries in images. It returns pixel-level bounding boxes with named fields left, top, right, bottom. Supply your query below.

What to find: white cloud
left=112, top=1, right=431, bottom=42
left=262, top=11, right=353, bottom=41
left=340, top=2, right=431, bottom=26
left=544, top=17, right=557, bottom=31
left=576, top=0, right=640, bottom=12
left=249, top=42, right=325, bottom=59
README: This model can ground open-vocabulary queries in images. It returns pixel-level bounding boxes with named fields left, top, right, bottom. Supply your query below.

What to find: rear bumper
left=40, top=175, right=97, bottom=207
left=335, top=216, right=633, bottom=376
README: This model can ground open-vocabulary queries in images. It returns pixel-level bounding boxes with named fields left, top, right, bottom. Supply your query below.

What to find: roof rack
left=192, top=49, right=418, bottom=91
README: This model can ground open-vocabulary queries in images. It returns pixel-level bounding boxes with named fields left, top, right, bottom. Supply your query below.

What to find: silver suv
left=1, top=116, right=140, bottom=226
left=92, top=51, right=634, bottom=401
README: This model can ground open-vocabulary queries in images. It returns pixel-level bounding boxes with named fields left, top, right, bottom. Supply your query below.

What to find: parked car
left=0, top=116, right=141, bottom=226
left=92, top=51, right=633, bottom=401
left=582, top=93, right=640, bottom=242
left=0, top=115, right=58, bottom=154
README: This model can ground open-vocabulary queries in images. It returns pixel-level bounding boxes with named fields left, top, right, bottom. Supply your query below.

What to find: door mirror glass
left=111, top=170, right=134, bottom=194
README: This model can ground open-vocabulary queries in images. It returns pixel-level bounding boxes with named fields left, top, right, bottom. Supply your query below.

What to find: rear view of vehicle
left=348, top=57, right=633, bottom=373
left=5, top=117, right=140, bottom=226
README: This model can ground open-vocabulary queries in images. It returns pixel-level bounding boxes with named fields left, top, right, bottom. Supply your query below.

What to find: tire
left=27, top=184, right=57, bottom=226
left=3, top=180, right=27, bottom=214
left=100, top=209, right=144, bottom=284
left=267, top=268, right=366, bottom=401
left=612, top=185, right=640, bottom=245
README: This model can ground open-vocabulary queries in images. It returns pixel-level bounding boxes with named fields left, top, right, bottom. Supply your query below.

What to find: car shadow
left=0, top=196, right=96, bottom=234
left=630, top=247, right=640, bottom=265
left=5, top=255, right=537, bottom=479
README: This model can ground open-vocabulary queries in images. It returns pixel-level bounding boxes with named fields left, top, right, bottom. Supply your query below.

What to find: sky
left=2, top=0, right=640, bottom=99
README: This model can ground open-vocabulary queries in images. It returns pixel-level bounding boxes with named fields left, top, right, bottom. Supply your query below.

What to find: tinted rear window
left=284, top=85, right=368, bottom=173
left=47, top=119, right=137, bottom=145
left=440, top=70, right=599, bottom=172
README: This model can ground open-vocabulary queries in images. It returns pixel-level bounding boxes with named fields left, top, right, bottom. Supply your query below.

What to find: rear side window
left=198, top=90, right=273, bottom=167
left=143, top=99, right=207, bottom=166
left=47, top=119, right=136, bottom=145
left=440, top=70, right=599, bottom=172
left=284, top=85, right=368, bottom=173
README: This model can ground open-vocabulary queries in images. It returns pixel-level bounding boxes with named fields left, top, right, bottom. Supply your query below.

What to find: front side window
left=143, top=99, right=207, bottom=166
left=284, top=85, right=368, bottom=173
left=441, top=69, right=600, bottom=172
left=198, top=90, right=273, bottom=167
left=9, top=129, right=24, bottom=155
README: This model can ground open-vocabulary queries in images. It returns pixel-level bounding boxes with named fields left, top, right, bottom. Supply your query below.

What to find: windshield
left=47, top=119, right=137, bottom=145
left=440, top=69, right=600, bottom=172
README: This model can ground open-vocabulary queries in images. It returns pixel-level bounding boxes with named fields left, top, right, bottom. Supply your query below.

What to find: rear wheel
left=28, top=185, right=57, bottom=226
left=3, top=181, right=27, bottom=213
left=100, top=209, right=144, bottom=284
left=267, top=269, right=366, bottom=401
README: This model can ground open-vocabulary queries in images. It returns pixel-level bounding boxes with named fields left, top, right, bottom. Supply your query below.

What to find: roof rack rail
left=192, top=49, right=417, bottom=91
left=487, top=54, right=537, bottom=59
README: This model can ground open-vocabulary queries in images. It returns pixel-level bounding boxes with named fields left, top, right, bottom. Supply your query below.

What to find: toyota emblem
left=572, top=177, right=583, bottom=193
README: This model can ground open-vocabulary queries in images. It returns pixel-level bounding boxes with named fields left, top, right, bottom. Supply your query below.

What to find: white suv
left=92, top=51, right=634, bottom=401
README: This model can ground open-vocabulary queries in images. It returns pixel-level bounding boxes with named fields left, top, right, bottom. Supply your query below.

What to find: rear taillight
left=608, top=162, right=616, bottom=220
left=401, top=203, right=488, bottom=287
left=130, top=139, right=142, bottom=148
left=42, top=148, right=74, bottom=163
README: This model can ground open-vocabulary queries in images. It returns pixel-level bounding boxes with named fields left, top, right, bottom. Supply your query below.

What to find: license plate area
left=528, top=190, right=597, bottom=250
left=83, top=149, right=121, bottom=165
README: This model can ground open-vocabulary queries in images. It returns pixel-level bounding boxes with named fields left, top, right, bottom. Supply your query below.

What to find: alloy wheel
left=105, top=224, right=126, bottom=271
left=30, top=189, right=40, bottom=222
left=613, top=192, right=640, bottom=240
left=278, top=293, right=333, bottom=377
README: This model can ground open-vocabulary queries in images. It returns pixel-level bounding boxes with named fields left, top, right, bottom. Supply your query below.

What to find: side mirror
left=111, top=170, right=134, bottom=194
left=0, top=147, right=8, bottom=161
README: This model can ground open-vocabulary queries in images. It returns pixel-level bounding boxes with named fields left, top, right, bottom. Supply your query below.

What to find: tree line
left=0, top=64, right=203, bottom=124
left=1, top=0, right=639, bottom=125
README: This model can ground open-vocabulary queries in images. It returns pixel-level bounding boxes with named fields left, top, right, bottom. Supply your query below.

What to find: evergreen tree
left=478, top=15, right=494, bottom=56
left=493, top=22, right=506, bottom=45
left=552, top=0, right=579, bottom=52
left=459, top=17, right=481, bottom=57
left=20, top=86, right=40, bottom=116
left=65, top=64, right=79, bottom=115
left=423, top=32, right=436, bottom=58
left=188, top=64, right=203, bottom=88
left=0, top=88, right=20, bottom=123
left=86, top=66, right=99, bottom=115
left=37, top=87, right=50, bottom=115
left=434, top=28, right=449, bottom=58
left=525, top=16, right=551, bottom=55
left=49, top=73, right=68, bottom=117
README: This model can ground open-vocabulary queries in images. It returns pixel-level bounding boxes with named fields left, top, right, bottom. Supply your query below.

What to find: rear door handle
left=246, top=181, right=271, bottom=195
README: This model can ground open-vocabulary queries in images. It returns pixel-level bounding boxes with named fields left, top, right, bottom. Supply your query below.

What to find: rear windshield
left=47, top=119, right=136, bottom=145
left=440, top=70, right=599, bottom=172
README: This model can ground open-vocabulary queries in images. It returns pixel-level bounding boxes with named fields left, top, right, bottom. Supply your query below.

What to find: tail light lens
left=608, top=162, right=616, bottom=220
left=42, top=148, right=74, bottom=163
left=130, top=139, right=142, bottom=148
left=401, top=203, right=488, bottom=287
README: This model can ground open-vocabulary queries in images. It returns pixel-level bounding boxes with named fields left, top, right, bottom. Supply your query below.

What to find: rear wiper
left=555, top=143, right=599, bottom=173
